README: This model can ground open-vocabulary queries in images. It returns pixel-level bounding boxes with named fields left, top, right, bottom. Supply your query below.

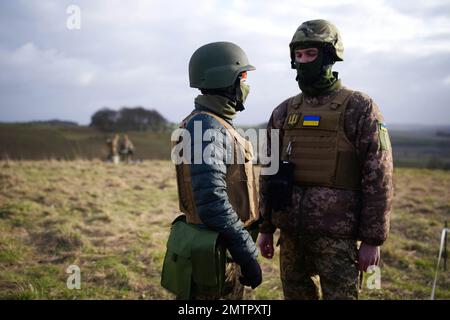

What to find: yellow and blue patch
left=378, top=120, right=391, bottom=151
left=302, top=115, right=321, bottom=127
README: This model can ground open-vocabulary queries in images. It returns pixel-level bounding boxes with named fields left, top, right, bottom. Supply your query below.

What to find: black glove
left=239, top=258, right=262, bottom=289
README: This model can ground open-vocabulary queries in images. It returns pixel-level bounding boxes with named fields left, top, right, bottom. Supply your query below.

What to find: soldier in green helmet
left=168, top=42, right=262, bottom=299
left=257, top=19, right=394, bottom=299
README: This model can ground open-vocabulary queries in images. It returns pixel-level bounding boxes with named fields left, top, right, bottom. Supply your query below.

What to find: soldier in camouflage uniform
left=258, top=19, right=394, bottom=300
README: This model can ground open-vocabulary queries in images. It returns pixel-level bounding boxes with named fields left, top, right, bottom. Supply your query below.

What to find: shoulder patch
left=378, top=120, right=391, bottom=151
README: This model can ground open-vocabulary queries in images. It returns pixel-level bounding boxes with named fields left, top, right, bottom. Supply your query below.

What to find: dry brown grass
left=0, top=160, right=448, bottom=299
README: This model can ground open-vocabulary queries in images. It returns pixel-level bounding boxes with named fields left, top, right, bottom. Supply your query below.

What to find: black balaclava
left=295, top=44, right=341, bottom=97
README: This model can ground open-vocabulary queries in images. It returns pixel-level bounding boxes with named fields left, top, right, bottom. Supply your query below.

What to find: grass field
left=0, top=160, right=449, bottom=300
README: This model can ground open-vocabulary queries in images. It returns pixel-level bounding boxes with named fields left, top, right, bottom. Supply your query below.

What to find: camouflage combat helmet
left=289, top=19, right=344, bottom=68
left=189, top=42, right=255, bottom=89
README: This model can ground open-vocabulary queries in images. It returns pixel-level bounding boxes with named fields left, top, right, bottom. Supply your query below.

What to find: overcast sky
left=1, top=0, right=450, bottom=126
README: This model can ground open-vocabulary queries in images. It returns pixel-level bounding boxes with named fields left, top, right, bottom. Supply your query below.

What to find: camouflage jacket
left=259, top=86, right=394, bottom=246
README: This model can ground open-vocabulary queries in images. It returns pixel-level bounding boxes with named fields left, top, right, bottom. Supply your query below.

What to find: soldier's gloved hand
left=258, top=233, right=274, bottom=259
left=239, top=258, right=262, bottom=289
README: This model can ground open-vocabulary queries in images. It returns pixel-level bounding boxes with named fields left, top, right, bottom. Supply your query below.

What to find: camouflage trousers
left=279, top=231, right=359, bottom=300
left=192, top=259, right=244, bottom=300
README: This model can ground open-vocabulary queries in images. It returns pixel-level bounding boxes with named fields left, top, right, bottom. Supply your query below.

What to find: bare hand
left=258, top=233, right=274, bottom=259
left=358, top=242, right=380, bottom=272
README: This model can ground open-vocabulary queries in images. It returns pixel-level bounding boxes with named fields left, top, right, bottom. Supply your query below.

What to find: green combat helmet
left=189, top=42, right=255, bottom=89
left=289, top=19, right=344, bottom=68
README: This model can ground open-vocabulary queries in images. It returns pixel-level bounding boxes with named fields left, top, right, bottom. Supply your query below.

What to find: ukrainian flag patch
left=302, top=115, right=321, bottom=127
left=378, top=120, right=391, bottom=151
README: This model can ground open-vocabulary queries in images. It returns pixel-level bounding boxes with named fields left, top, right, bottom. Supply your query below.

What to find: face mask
left=295, top=49, right=324, bottom=86
left=235, top=81, right=250, bottom=111
left=295, top=47, right=340, bottom=96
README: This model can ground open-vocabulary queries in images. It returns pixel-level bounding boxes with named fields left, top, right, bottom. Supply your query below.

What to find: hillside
left=0, top=124, right=171, bottom=161
left=1, top=123, right=450, bottom=170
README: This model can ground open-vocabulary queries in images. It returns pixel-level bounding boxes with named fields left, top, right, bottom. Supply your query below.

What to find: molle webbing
left=281, top=88, right=361, bottom=190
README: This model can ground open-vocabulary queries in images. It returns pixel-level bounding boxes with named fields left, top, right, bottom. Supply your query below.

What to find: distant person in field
left=119, top=134, right=135, bottom=163
left=106, top=133, right=120, bottom=163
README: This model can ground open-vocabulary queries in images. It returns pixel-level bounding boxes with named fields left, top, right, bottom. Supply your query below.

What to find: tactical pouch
left=268, top=160, right=295, bottom=211
left=161, top=215, right=226, bottom=299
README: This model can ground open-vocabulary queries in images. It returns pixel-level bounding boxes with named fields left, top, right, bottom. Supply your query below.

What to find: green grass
left=0, top=160, right=448, bottom=299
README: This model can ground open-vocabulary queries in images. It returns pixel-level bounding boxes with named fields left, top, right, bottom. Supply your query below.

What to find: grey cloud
left=0, top=0, right=449, bottom=126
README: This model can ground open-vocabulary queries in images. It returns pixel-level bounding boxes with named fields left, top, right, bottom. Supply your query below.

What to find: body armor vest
left=174, top=111, right=259, bottom=227
left=281, top=88, right=361, bottom=190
